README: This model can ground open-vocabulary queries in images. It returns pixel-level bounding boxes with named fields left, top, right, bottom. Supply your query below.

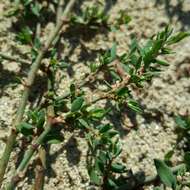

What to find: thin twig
left=0, top=52, right=30, bottom=65
left=0, top=0, right=76, bottom=187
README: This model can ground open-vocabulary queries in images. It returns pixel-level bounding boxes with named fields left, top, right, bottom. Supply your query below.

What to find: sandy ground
left=0, top=0, right=190, bottom=189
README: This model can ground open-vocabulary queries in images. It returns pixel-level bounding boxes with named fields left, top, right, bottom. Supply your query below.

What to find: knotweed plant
left=0, top=0, right=189, bottom=190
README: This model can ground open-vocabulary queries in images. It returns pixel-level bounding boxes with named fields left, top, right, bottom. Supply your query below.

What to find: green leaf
left=59, top=60, right=68, bottom=69
left=167, top=32, right=190, bottom=45
left=36, top=110, right=45, bottom=128
left=28, top=109, right=45, bottom=128
left=113, top=140, right=122, bottom=157
left=78, top=118, right=90, bottom=129
left=155, top=59, right=169, bottom=66
left=121, top=63, right=134, bottom=75
left=45, top=133, right=64, bottom=145
left=47, top=139, right=62, bottom=144
left=110, top=70, right=121, bottom=81
left=31, top=2, right=41, bottom=17
left=17, top=122, right=33, bottom=130
left=71, top=97, right=84, bottom=112
left=116, top=87, right=130, bottom=97
left=116, top=10, right=131, bottom=27
left=16, top=27, right=33, bottom=44
left=99, top=124, right=112, bottom=133
left=34, top=37, right=41, bottom=50
left=175, top=116, right=190, bottom=130
left=16, top=122, right=34, bottom=136
left=90, top=62, right=98, bottom=72
left=154, top=159, right=176, bottom=189
left=106, top=130, right=118, bottom=138
left=164, top=150, right=174, bottom=163
left=90, top=168, right=101, bottom=185
left=98, top=151, right=107, bottom=164
left=110, top=42, right=117, bottom=61
left=127, top=99, right=142, bottom=113
left=107, top=178, right=118, bottom=189
left=111, top=163, right=126, bottom=173
left=90, top=108, right=107, bottom=119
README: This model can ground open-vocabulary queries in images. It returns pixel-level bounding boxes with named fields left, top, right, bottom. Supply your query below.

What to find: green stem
left=6, top=106, right=54, bottom=190
left=0, top=0, right=76, bottom=187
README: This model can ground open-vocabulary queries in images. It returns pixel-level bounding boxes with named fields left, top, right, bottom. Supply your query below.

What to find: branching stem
left=6, top=106, right=54, bottom=190
left=0, top=0, right=76, bottom=187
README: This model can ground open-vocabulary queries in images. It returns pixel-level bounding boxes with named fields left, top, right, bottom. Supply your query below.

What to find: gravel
left=0, top=0, right=190, bottom=189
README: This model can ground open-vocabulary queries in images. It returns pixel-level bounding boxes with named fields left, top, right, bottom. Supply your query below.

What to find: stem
left=56, top=0, right=64, bottom=25
left=0, top=0, right=76, bottom=187
left=33, top=147, right=46, bottom=190
left=0, top=52, right=30, bottom=65
left=6, top=106, right=54, bottom=190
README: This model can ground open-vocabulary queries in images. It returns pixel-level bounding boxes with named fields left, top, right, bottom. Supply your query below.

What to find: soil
left=0, top=0, right=190, bottom=190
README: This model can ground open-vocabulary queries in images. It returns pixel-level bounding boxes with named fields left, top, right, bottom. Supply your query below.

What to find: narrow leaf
left=154, top=159, right=176, bottom=189
left=90, top=169, right=101, bottom=185
left=111, top=163, right=126, bottom=173
left=127, top=99, right=142, bottom=113
left=71, top=97, right=84, bottom=112
left=167, top=32, right=190, bottom=45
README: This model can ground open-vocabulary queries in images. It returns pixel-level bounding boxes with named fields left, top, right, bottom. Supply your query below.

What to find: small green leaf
left=175, top=116, right=189, bottom=130
left=16, top=122, right=34, bottom=136
left=59, top=60, right=68, bottom=69
left=107, top=178, right=118, bottom=189
left=116, top=87, right=130, bottom=97
left=45, top=133, right=64, bottom=145
left=110, top=70, right=121, bottom=81
left=164, top=150, right=174, bottom=163
left=98, top=151, right=107, bottom=164
left=113, top=140, right=122, bottom=157
left=110, top=42, right=117, bottom=61
left=31, top=2, right=41, bottom=17
left=34, top=37, right=41, bottom=50
left=99, top=124, right=112, bottom=133
left=111, top=163, right=126, bottom=173
left=106, top=130, right=118, bottom=138
left=116, top=10, right=131, bottom=27
left=16, top=27, right=33, bottom=44
left=78, top=118, right=90, bottom=129
left=167, top=32, right=190, bottom=45
left=90, top=168, right=101, bottom=185
left=154, top=159, right=176, bottom=189
left=90, top=108, right=107, bottom=119
left=17, top=122, right=33, bottom=130
left=127, top=99, right=142, bottom=113
left=47, top=139, right=62, bottom=144
left=155, top=59, right=169, bottom=66
left=71, top=97, right=84, bottom=112
left=90, top=62, right=98, bottom=72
